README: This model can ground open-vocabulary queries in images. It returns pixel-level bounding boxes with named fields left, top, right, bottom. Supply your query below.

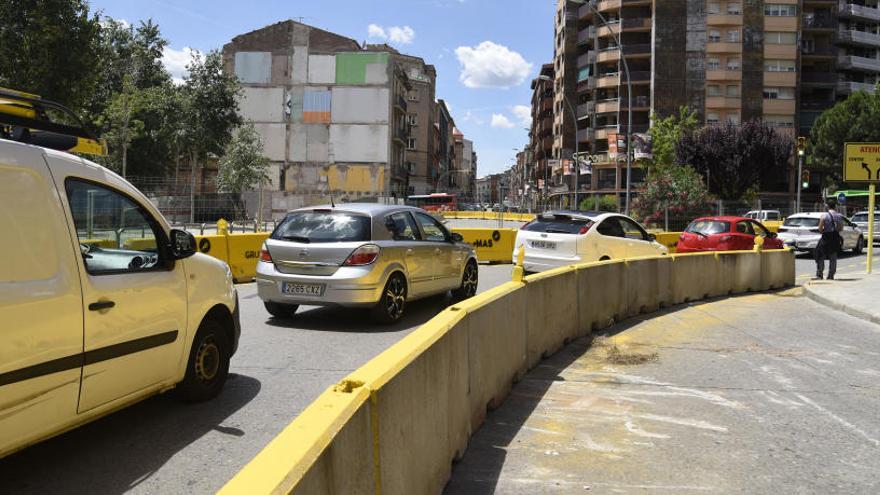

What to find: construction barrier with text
left=219, top=248, right=796, bottom=495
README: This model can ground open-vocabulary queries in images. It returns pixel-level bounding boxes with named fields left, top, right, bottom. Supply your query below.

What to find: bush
left=579, top=195, right=619, bottom=212
left=632, top=164, right=714, bottom=228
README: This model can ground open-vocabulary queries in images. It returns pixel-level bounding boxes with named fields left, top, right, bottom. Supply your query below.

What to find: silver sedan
left=256, top=204, right=478, bottom=323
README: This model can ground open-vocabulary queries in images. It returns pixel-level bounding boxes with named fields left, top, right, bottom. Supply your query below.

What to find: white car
left=851, top=211, right=880, bottom=242
left=513, top=211, right=668, bottom=272
left=777, top=212, right=864, bottom=254
left=745, top=210, right=782, bottom=222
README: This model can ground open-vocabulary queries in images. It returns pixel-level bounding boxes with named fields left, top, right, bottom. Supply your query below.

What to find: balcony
left=800, top=72, right=837, bottom=85
left=707, top=14, right=743, bottom=26
left=838, top=55, right=880, bottom=72
left=629, top=71, right=651, bottom=83
left=800, top=98, right=835, bottom=110
left=394, top=124, right=410, bottom=143
left=577, top=101, right=595, bottom=118
left=839, top=2, right=880, bottom=22
left=597, top=47, right=620, bottom=63
left=801, top=45, right=836, bottom=57
left=596, top=73, right=620, bottom=88
left=705, top=96, right=742, bottom=109
left=837, top=80, right=878, bottom=94
left=395, top=94, right=408, bottom=112
left=838, top=28, right=880, bottom=48
left=707, top=41, right=743, bottom=54
left=801, top=15, right=835, bottom=29
left=620, top=95, right=651, bottom=109
left=622, top=17, right=652, bottom=31
left=595, top=98, right=620, bottom=113
left=541, top=98, right=553, bottom=112
left=707, top=69, right=742, bottom=81
left=577, top=128, right=594, bottom=142
left=597, top=20, right=621, bottom=38
left=764, top=71, right=797, bottom=86
left=577, top=26, right=595, bottom=45
left=764, top=16, right=798, bottom=31
left=763, top=98, right=796, bottom=114
left=577, top=52, right=592, bottom=68
left=765, top=44, right=797, bottom=58
left=622, top=43, right=652, bottom=56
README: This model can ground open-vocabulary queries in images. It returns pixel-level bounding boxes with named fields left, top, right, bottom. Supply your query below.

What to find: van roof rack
left=0, top=87, right=107, bottom=156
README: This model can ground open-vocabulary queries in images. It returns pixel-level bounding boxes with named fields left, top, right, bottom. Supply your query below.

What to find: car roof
left=786, top=212, right=825, bottom=218
left=693, top=216, right=750, bottom=222
left=288, top=203, right=423, bottom=216
left=540, top=210, right=609, bottom=220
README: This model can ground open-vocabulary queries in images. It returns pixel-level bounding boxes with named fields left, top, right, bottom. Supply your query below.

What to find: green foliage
left=181, top=50, right=242, bottom=159
left=632, top=164, right=713, bottom=227
left=579, top=194, right=618, bottom=212
left=217, top=123, right=270, bottom=194
left=648, top=106, right=699, bottom=166
left=0, top=0, right=102, bottom=111
left=811, top=89, right=880, bottom=177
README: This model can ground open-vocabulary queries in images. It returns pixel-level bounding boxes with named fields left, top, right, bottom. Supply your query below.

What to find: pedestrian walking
left=815, top=199, right=844, bottom=280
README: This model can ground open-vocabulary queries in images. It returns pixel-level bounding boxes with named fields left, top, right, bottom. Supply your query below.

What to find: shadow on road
left=0, top=373, right=261, bottom=495
left=265, top=293, right=455, bottom=334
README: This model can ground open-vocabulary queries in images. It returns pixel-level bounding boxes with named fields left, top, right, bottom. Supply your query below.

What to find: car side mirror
left=767, top=232, right=778, bottom=239
left=451, top=232, right=464, bottom=243
left=647, top=233, right=657, bottom=242
left=170, top=229, right=197, bottom=259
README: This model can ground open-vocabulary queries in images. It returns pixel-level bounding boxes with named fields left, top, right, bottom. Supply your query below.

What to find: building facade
left=221, top=20, right=412, bottom=217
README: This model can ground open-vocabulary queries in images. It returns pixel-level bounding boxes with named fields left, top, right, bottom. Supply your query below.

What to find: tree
left=579, top=194, right=618, bottom=212
left=811, top=89, right=880, bottom=179
left=676, top=120, right=793, bottom=200
left=648, top=106, right=699, bottom=166
left=0, top=0, right=102, bottom=111
left=217, top=123, right=270, bottom=194
left=632, top=163, right=713, bottom=228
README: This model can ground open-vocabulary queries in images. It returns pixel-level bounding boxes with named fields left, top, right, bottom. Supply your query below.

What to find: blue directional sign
left=837, top=192, right=847, bottom=204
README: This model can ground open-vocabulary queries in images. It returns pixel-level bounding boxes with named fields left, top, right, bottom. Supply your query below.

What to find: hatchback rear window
left=852, top=213, right=868, bottom=223
left=782, top=217, right=819, bottom=228
left=272, top=211, right=371, bottom=243
left=685, top=220, right=730, bottom=235
left=522, top=215, right=594, bottom=234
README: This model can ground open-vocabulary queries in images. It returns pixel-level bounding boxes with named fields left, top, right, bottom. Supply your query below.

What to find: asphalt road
left=0, top=265, right=514, bottom=495
left=793, top=243, right=880, bottom=283
left=447, top=290, right=880, bottom=493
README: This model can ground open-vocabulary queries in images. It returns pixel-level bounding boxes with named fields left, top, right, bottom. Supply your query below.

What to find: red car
left=677, top=216, right=784, bottom=253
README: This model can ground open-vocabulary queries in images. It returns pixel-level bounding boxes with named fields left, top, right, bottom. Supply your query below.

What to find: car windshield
left=783, top=217, right=820, bottom=228
left=272, top=211, right=371, bottom=243
left=522, top=215, right=594, bottom=234
left=685, top=220, right=730, bottom=235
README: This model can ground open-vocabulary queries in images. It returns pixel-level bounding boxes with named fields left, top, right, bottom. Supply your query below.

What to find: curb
left=802, top=283, right=880, bottom=326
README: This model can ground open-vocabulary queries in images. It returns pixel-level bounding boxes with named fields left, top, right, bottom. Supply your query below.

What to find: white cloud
left=388, top=26, right=415, bottom=44
left=462, top=109, right=485, bottom=125
left=368, top=24, right=415, bottom=45
left=491, top=113, right=515, bottom=129
left=512, top=105, right=531, bottom=126
left=367, top=24, right=387, bottom=40
left=162, top=46, right=199, bottom=85
left=454, top=41, right=533, bottom=89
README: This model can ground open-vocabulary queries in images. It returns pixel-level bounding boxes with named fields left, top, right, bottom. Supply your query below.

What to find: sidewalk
left=445, top=291, right=880, bottom=494
left=803, top=272, right=880, bottom=326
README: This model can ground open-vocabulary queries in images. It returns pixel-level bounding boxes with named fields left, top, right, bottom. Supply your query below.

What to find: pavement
left=0, top=266, right=514, bottom=495
left=447, top=281, right=880, bottom=493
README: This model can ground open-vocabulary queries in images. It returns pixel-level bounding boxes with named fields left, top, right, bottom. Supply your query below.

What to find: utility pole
left=796, top=136, right=806, bottom=213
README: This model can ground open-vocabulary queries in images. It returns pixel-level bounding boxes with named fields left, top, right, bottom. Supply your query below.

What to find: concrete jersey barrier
left=220, top=247, right=795, bottom=495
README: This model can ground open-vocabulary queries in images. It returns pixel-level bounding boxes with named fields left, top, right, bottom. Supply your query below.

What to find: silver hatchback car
left=256, top=204, right=478, bottom=323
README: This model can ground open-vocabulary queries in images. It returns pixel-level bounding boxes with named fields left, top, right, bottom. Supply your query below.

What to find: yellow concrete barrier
left=451, top=228, right=517, bottom=263
left=80, top=238, right=117, bottom=249
left=654, top=232, right=681, bottom=253
left=221, top=249, right=796, bottom=495
left=122, top=238, right=155, bottom=250
left=226, top=232, right=270, bottom=282
left=193, top=234, right=229, bottom=265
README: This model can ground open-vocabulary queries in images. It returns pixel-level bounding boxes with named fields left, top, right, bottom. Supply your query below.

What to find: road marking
left=795, top=393, right=880, bottom=447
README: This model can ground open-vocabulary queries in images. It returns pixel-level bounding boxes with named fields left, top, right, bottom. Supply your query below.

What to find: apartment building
left=221, top=20, right=413, bottom=216
left=530, top=63, right=555, bottom=202
left=433, top=99, right=456, bottom=192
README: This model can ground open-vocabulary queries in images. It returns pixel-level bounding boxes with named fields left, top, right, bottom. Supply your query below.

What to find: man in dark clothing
left=815, top=200, right=844, bottom=280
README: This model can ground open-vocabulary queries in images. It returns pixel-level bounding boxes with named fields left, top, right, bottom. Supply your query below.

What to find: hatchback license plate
left=282, top=282, right=325, bottom=296
left=531, top=240, right=556, bottom=250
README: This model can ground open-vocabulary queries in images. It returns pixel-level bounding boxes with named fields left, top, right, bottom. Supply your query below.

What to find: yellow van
left=0, top=135, right=240, bottom=458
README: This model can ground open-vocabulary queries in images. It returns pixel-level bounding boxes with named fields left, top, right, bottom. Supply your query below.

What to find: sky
left=89, top=0, right=557, bottom=177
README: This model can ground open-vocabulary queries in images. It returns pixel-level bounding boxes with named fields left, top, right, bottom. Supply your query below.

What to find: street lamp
left=569, top=0, right=634, bottom=215
left=536, top=74, right=580, bottom=210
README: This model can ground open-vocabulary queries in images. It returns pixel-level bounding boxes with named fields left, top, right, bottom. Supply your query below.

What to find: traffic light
left=797, top=136, right=806, bottom=157
left=801, top=169, right=810, bottom=189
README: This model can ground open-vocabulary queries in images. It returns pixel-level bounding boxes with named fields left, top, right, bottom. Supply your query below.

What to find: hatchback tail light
left=344, top=244, right=381, bottom=266
left=259, top=245, right=273, bottom=262
left=578, top=222, right=595, bottom=235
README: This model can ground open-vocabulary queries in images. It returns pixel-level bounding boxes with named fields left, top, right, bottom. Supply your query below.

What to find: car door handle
left=88, top=300, right=116, bottom=311
left=406, top=248, right=415, bottom=256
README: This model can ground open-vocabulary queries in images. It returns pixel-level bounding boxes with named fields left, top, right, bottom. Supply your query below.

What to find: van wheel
left=854, top=236, right=864, bottom=255
left=452, top=260, right=479, bottom=301
left=264, top=302, right=299, bottom=318
left=175, top=319, right=231, bottom=402
left=372, top=273, right=407, bottom=324
left=599, top=256, right=611, bottom=261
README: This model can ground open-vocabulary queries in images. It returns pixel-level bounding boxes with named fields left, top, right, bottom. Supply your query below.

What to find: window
left=407, top=138, right=417, bottom=150
left=763, top=87, right=795, bottom=99
left=708, top=57, right=721, bottom=70
left=727, top=2, right=742, bottom=14
left=407, top=90, right=419, bottom=102
left=751, top=221, right=771, bottom=236
left=596, top=218, right=625, bottom=238
left=385, top=212, right=420, bottom=241
left=273, top=211, right=371, bottom=243
left=707, top=112, right=720, bottom=124
left=727, top=30, right=741, bottom=42
left=406, top=114, right=418, bottom=126
left=765, top=59, right=796, bottom=72
left=522, top=214, right=595, bottom=234
left=765, top=3, right=796, bottom=16
left=736, top=221, right=754, bottom=235
left=414, top=212, right=450, bottom=242
left=686, top=220, right=730, bottom=235
left=65, top=179, right=164, bottom=275
left=618, top=217, right=649, bottom=241
left=726, top=85, right=740, bottom=97
left=709, top=30, right=721, bottom=42
left=765, top=114, right=795, bottom=127
left=707, top=84, right=722, bottom=96
left=727, top=57, right=740, bottom=70
left=726, top=113, right=740, bottom=124
left=707, top=2, right=721, bottom=14
left=766, top=31, right=797, bottom=44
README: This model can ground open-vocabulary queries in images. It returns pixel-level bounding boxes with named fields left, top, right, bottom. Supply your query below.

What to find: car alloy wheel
left=384, top=276, right=407, bottom=320
left=462, top=262, right=478, bottom=297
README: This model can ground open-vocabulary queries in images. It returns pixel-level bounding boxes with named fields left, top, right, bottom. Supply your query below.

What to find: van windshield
left=272, top=211, right=371, bottom=243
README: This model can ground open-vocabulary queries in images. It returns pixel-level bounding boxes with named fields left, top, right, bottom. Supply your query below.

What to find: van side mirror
left=647, top=233, right=657, bottom=242
left=170, top=229, right=197, bottom=259
left=451, top=232, right=464, bottom=243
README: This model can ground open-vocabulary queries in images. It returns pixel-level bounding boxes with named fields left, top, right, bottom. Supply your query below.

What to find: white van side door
left=0, top=143, right=84, bottom=456
left=46, top=154, right=188, bottom=413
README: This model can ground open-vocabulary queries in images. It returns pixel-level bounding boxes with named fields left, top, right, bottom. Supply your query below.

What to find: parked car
left=744, top=210, right=783, bottom=222
left=0, top=136, right=239, bottom=458
left=851, top=211, right=880, bottom=243
left=256, top=204, right=478, bottom=323
left=777, top=212, right=864, bottom=254
left=513, top=211, right=668, bottom=272
left=677, top=216, right=784, bottom=253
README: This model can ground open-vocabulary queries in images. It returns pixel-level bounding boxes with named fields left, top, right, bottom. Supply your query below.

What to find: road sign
left=837, top=192, right=846, bottom=204
left=844, top=142, right=880, bottom=182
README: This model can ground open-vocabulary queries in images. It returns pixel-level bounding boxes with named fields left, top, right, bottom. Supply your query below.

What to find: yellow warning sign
left=844, top=142, right=880, bottom=182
